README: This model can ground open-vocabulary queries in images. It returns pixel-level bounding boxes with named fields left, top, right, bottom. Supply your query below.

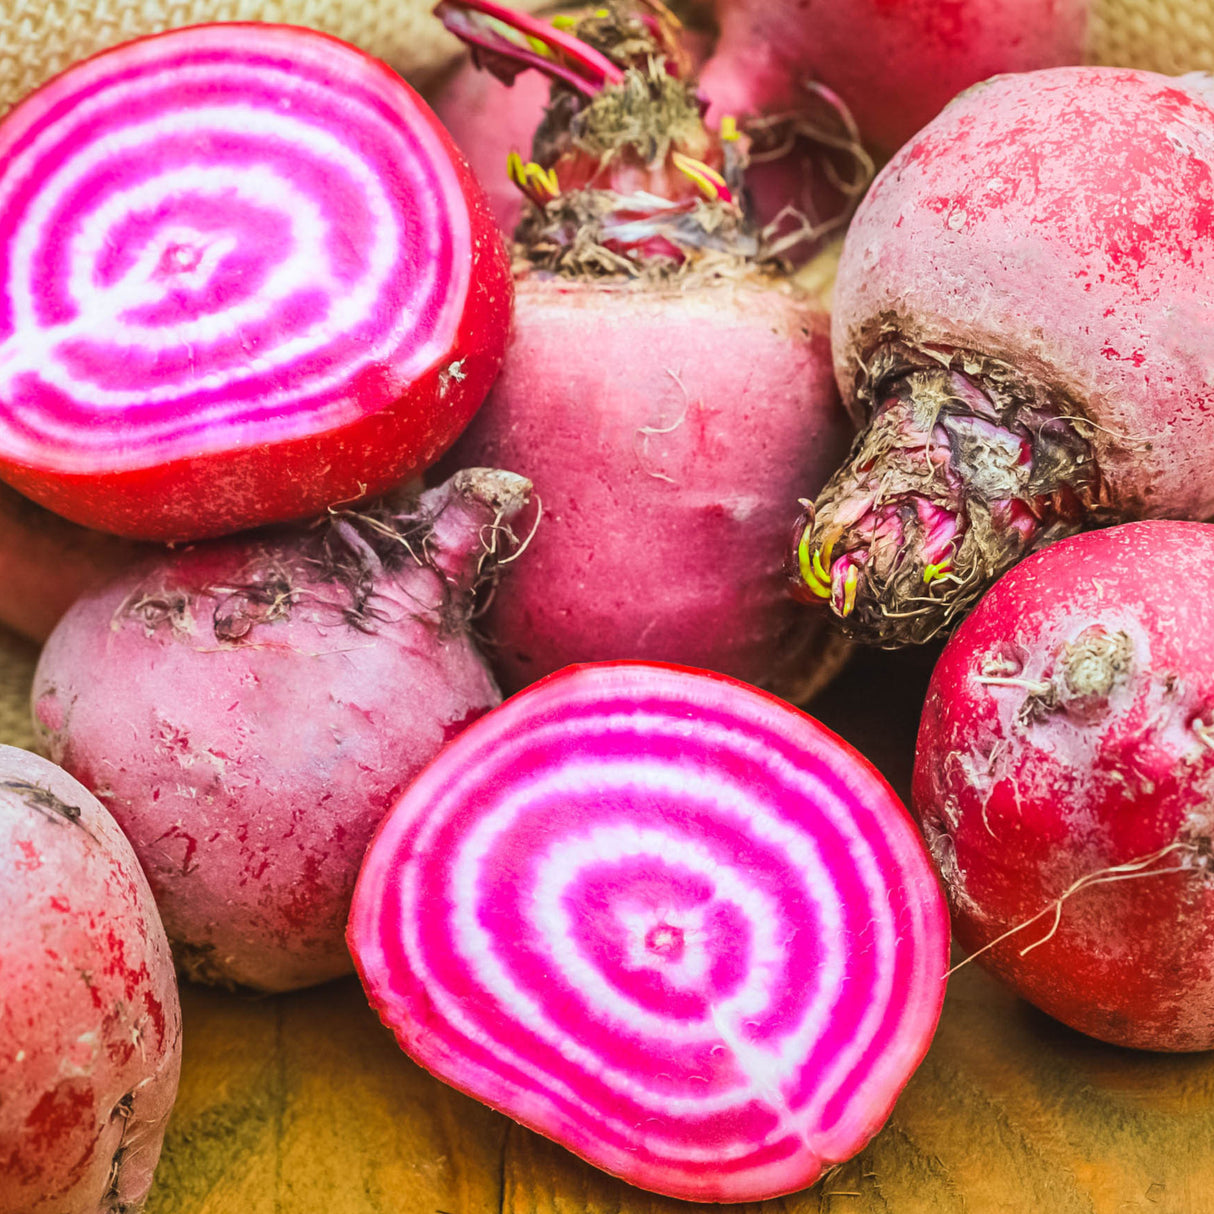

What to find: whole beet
left=32, top=469, right=529, bottom=992
left=914, top=522, right=1214, bottom=1051
left=437, top=0, right=852, bottom=699
left=0, top=746, right=181, bottom=1213
left=792, top=67, right=1214, bottom=646
left=452, top=274, right=847, bottom=696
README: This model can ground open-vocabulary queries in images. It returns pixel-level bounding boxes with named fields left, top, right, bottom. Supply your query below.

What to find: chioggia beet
left=914, top=522, right=1214, bottom=1051
left=0, top=23, right=512, bottom=540
left=791, top=67, right=1214, bottom=646
left=0, top=745, right=181, bottom=1214
left=32, top=469, right=530, bottom=992
left=349, top=662, right=949, bottom=1202
left=700, top=0, right=1090, bottom=156
left=436, top=0, right=853, bottom=699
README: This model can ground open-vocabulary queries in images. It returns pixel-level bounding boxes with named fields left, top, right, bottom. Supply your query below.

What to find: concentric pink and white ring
left=0, top=25, right=471, bottom=472
left=349, top=662, right=949, bottom=1202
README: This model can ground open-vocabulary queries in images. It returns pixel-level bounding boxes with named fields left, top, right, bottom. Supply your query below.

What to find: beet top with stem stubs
left=349, top=661, right=948, bottom=1202
left=790, top=67, right=1214, bottom=647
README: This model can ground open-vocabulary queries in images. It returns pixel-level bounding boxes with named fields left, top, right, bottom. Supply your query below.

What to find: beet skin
left=447, top=273, right=851, bottom=698
left=914, top=521, right=1214, bottom=1050
left=0, top=482, right=148, bottom=642
left=701, top=0, right=1090, bottom=155
left=32, top=470, right=529, bottom=992
left=0, top=746, right=181, bottom=1213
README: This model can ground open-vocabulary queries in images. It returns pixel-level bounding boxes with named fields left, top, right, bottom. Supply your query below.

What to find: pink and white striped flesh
left=348, top=662, right=948, bottom=1202
left=0, top=23, right=512, bottom=540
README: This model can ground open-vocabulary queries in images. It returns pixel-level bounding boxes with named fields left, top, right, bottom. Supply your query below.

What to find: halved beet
left=348, top=662, right=948, bottom=1202
left=0, top=23, right=512, bottom=540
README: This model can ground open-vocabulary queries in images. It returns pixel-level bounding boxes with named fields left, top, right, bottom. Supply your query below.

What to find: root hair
left=945, top=840, right=1203, bottom=979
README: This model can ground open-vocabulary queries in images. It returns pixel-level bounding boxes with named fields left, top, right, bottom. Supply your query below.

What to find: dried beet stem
left=792, top=347, right=1099, bottom=646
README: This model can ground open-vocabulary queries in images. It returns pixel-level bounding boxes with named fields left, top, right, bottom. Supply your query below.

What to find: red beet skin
left=447, top=274, right=850, bottom=697
left=431, top=58, right=552, bottom=233
left=0, top=483, right=149, bottom=642
left=793, top=67, right=1214, bottom=646
left=701, top=0, right=1090, bottom=155
left=914, top=522, right=1214, bottom=1051
left=0, top=23, right=512, bottom=541
left=350, top=662, right=948, bottom=1201
left=0, top=746, right=181, bottom=1213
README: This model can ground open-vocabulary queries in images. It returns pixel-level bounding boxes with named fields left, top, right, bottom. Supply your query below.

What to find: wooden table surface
left=3, top=631, right=1211, bottom=1214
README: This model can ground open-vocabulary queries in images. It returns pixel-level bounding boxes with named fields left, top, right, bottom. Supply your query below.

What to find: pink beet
left=914, top=521, right=1214, bottom=1051
left=451, top=275, right=848, bottom=697
left=0, top=745, right=181, bottom=1213
left=431, top=54, right=554, bottom=233
left=349, top=661, right=949, bottom=1202
left=32, top=469, right=530, bottom=992
left=437, top=1, right=852, bottom=698
left=700, top=0, right=1090, bottom=156
left=0, top=483, right=148, bottom=642
left=791, top=67, right=1214, bottom=646
left=430, top=19, right=719, bottom=237
left=0, top=23, right=512, bottom=541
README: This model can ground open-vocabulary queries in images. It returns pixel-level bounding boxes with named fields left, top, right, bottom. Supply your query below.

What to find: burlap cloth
left=0, top=0, right=1208, bottom=116
left=0, top=0, right=1211, bottom=749
left=0, top=0, right=551, bottom=115
left=0, top=626, right=38, bottom=752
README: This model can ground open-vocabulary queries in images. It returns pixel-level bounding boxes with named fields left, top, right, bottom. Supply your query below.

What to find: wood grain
left=145, top=958, right=1214, bottom=1214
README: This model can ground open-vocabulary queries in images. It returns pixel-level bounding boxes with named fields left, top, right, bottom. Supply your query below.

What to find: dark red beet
left=915, top=521, right=1214, bottom=1050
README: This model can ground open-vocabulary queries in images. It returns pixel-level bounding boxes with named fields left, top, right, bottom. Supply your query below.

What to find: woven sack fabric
left=0, top=0, right=549, bottom=115
left=0, top=0, right=1208, bottom=128
left=0, top=627, right=37, bottom=752
left=1088, top=0, right=1214, bottom=74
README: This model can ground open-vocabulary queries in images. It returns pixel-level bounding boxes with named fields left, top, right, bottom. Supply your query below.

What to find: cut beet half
left=0, top=22, right=512, bottom=540
left=348, top=662, right=949, bottom=1202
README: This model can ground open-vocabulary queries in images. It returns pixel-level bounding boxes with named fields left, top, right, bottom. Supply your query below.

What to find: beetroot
left=431, top=51, right=553, bottom=233
left=914, top=521, right=1214, bottom=1051
left=0, top=745, right=181, bottom=1213
left=700, top=0, right=1090, bottom=156
left=436, top=0, right=852, bottom=698
left=791, top=67, right=1214, bottom=646
left=0, top=484, right=149, bottom=642
left=349, top=661, right=949, bottom=1201
left=0, top=23, right=512, bottom=541
left=32, top=469, right=530, bottom=992
left=429, top=17, right=722, bottom=238
left=453, top=275, right=847, bottom=697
